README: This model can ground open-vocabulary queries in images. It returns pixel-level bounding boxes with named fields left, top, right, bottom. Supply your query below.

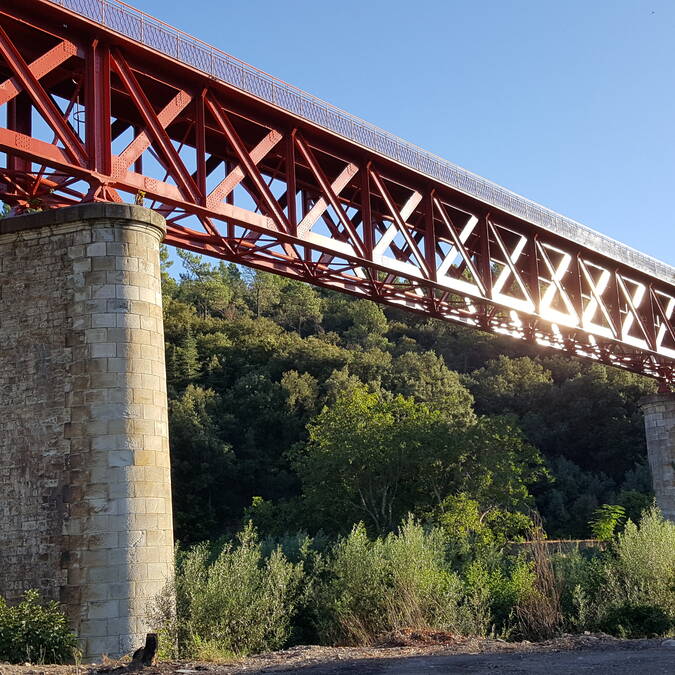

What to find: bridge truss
left=1, top=0, right=675, bottom=385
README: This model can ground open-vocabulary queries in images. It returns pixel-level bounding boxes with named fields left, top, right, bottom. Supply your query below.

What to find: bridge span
left=0, top=0, right=674, bottom=660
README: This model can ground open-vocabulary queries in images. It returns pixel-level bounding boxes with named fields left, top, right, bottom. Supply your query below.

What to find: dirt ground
left=1, top=632, right=674, bottom=675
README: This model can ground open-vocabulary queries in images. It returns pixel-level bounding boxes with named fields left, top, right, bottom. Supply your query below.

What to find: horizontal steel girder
left=1, top=0, right=675, bottom=385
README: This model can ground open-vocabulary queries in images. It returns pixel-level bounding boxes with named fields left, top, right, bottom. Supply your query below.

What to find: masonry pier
left=641, top=393, right=675, bottom=522
left=0, top=204, right=174, bottom=660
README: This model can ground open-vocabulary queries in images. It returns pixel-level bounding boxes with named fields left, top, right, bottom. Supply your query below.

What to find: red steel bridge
left=2, top=0, right=675, bottom=385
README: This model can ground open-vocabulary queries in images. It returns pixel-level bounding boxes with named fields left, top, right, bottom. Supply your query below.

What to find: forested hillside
left=162, top=248, right=656, bottom=545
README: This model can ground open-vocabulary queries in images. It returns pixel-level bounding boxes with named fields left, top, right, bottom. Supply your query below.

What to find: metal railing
left=47, top=0, right=675, bottom=284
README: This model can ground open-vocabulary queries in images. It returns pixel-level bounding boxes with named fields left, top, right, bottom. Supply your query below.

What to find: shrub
left=154, top=523, right=304, bottom=659
left=599, top=603, right=673, bottom=638
left=463, top=556, right=534, bottom=636
left=554, top=548, right=607, bottom=632
left=554, top=507, right=675, bottom=637
left=315, top=518, right=465, bottom=645
left=0, top=590, right=78, bottom=664
left=609, top=507, right=675, bottom=614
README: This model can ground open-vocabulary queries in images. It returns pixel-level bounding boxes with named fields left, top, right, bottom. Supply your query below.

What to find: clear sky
left=129, top=0, right=674, bottom=266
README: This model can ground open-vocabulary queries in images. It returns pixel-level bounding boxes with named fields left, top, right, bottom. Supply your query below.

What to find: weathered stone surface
left=0, top=204, right=173, bottom=660
left=641, top=393, right=675, bottom=522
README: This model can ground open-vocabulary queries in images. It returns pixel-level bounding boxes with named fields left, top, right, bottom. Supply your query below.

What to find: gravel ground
left=1, top=632, right=674, bottom=675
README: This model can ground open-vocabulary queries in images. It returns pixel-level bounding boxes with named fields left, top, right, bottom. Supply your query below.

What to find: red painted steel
left=1, top=0, right=675, bottom=385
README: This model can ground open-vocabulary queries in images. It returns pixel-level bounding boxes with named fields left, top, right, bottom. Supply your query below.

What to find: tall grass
left=515, top=528, right=562, bottom=639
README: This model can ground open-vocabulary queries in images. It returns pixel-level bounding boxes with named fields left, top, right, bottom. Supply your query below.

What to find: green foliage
left=161, top=249, right=654, bottom=543
left=466, top=356, right=553, bottom=416
left=295, top=387, right=443, bottom=534
left=599, top=603, right=673, bottom=638
left=155, top=524, right=304, bottom=658
left=432, top=494, right=494, bottom=557
left=385, top=351, right=476, bottom=424
left=522, top=365, right=656, bottom=483
left=294, top=387, right=544, bottom=535
left=159, top=506, right=675, bottom=654
left=276, top=280, right=323, bottom=332
left=314, top=519, right=465, bottom=645
left=462, top=557, right=535, bottom=635
left=554, top=507, right=675, bottom=637
left=589, top=504, right=626, bottom=541
left=342, top=299, right=388, bottom=347
left=609, top=507, right=675, bottom=614
left=169, top=385, right=234, bottom=543
left=0, top=590, right=78, bottom=664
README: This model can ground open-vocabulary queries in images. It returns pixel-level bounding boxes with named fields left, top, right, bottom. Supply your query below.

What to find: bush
left=153, top=507, right=675, bottom=655
left=463, top=556, right=535, bottom=636
left=154, top=523, right=304, bottom=659
left=0, top=590, right=78, bottom=664
left=609, top=507, right=675, bottom=614
left=554, top=548, right=607, bottom=632
left=314, top=518, right=465, bottom=645
left=554, top=507, right=675, bottom=637
left=599, top=603, right=673, bottom=638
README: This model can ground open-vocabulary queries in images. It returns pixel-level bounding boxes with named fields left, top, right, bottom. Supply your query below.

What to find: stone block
left=87, top=599, right=120, bottom=620
left=86, top=242, right=108, bottom=258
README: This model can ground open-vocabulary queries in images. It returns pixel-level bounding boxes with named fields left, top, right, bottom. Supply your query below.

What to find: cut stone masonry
left=641, top=393, right=675, bottom=522
left=0, top=203, right=174, bottom=660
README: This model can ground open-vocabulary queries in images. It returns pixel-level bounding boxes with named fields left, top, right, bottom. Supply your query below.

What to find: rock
left=661, top=639, right=675, bottom=648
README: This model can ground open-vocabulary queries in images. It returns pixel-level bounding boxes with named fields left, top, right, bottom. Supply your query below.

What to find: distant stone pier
left=0, top=204, right=174, bottom=659
left=641, top=393, right=675, bottom=522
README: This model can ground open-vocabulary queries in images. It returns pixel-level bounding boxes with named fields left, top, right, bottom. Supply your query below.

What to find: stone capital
left=640, top=392, right=675, bottom=409
left=0, top=202, right=166, bottom=240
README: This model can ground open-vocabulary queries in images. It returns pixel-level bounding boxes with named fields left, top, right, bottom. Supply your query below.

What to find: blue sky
left=131, top=0, right=674, bottom=266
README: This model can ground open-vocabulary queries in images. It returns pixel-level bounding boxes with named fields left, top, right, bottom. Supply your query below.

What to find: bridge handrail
left=46, top=0, right=675, bottom=285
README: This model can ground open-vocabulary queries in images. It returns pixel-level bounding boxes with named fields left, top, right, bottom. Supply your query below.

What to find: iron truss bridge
left=2, top=0, right=675, bottom=385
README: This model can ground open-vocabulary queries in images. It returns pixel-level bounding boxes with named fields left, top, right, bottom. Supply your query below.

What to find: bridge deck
left=48, top=0, right=675, bottom=286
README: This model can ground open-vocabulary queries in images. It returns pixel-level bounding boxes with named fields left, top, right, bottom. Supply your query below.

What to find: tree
left=176, top=250, right=236, bottom=318
left=275, top=280, right=323, bottom=333
left=294, top=387, right=442, bottom=534
left=244, top=269, right=285, bottom=317
left=165, top=327, right=201, bottom=393
left=159, top=244, right=178, bottom=297
left=293, top=387, right=545, bottom=535
left=522, top=364, right=655, bottom=480
left=280, top=370, right=320, bottom=419
left=158, top=234, right=654, bottom=542
left=534, top=456, right=616, bottom=538
left=589, top=504, right=626, bottom=541
left=466, top=355, right=553, bottom=416
left=343, top=299, right=389, bottom=347
left=385, top=351, right=475, bottom=426
left=169, top=385, right=235, bottom=543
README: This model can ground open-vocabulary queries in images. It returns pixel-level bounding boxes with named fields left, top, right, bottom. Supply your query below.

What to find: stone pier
left=641, top=393, right=675, bottom=522
left=0, top=204, right=174, bottom=659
